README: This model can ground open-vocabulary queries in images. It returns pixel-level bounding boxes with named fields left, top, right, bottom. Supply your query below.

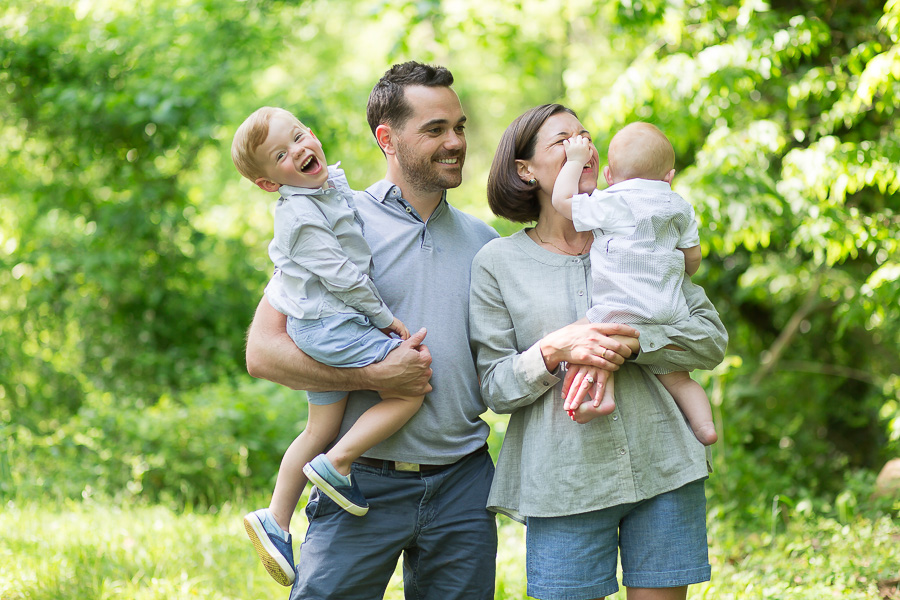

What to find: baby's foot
left=568, top=397, right=616, bottom=424
left=693, top=422, right=718, bottom=445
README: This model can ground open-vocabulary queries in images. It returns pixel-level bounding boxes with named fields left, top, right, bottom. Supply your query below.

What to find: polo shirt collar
left=366, top=179, right=449, bottom=207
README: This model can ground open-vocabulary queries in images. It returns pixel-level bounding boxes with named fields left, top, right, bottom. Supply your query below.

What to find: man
left=245, top=61, right=499, bottom=599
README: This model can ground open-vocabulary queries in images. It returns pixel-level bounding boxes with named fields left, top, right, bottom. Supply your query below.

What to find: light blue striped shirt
left=265, top=164, right=395, bottom=329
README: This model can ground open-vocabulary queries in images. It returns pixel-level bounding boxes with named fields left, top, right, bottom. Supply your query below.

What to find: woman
left=469, top=104, right=728, bottom=600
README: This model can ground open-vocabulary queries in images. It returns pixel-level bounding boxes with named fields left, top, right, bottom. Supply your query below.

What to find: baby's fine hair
left=232, top=107, right=306, bottom=182
left=607, top=122, right=675, bottom=181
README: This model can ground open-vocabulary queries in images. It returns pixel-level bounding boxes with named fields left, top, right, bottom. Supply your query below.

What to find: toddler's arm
left=381, top=316, right=410, bottom=340
left=680, top=244, right=701, bottom=276
left=551, top=135, right=594, bottom=220
left=279, top=207, right=395, bottom=328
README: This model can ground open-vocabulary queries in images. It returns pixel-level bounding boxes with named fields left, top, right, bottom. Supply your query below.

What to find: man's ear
left=515, top=159, right=532, bottom=183
left=375, top=124, right=394, bottom=155
left=255, top=177, right=280, bottom=193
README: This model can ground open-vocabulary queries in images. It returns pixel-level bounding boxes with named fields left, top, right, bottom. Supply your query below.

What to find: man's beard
left=395, top=138, right=465, bottom=194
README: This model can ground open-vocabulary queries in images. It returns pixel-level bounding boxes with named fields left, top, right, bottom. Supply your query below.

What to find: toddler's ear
left=255, top=177, right=280, bottom=193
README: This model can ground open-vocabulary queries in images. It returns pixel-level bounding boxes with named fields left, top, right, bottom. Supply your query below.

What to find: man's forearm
left=245, top=296, right=433, bottom=395
left=245, top=296, right=366, bottom=391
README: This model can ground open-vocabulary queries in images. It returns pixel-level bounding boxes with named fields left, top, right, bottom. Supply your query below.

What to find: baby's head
left=232, top=106, right=328, bottom=192
left=604, top=122, right=675, bottom=186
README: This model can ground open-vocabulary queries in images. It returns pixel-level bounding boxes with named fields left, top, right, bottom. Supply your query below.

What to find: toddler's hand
left=563, top=135, right=593, bottom=166
left=381, top=317, right=410, bottom=340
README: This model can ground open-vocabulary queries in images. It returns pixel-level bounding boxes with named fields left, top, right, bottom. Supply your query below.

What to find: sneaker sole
left=243, top=513, right=295, bottom=586
left=302, top=463, right=369, bottom=516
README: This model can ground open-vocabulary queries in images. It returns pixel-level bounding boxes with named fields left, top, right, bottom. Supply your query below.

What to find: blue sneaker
left=303, top=454, right=369, bottom=516
left=243, top=508, right=295, bottom=586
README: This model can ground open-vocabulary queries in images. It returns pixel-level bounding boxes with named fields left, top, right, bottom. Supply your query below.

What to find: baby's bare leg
left=656, top=371, right=717, bottom=445
left=270, top=400, right=345, bottom=532
left=325, top=392, right=424, bottom=475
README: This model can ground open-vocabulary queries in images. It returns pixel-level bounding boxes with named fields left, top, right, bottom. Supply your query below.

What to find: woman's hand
left=539, top=319, right=639, bottom=372
left=563, top=364, right=616, bottom=423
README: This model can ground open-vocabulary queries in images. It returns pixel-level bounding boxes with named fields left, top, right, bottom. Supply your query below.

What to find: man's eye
left=455, top=125, right=466, bottom=134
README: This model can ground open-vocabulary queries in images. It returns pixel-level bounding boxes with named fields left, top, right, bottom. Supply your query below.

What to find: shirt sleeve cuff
left=520, top=342, right=562, bottom=389
left=631, top=326, right=671, bottom=365
left=369, top=306, right=395, bottom=329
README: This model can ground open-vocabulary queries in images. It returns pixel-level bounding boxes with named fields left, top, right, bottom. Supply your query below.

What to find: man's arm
left=245, top=296, right=433, bottom=395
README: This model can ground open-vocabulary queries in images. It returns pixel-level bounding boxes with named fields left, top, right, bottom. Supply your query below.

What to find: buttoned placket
left=387, top=187, right=434, bottom=251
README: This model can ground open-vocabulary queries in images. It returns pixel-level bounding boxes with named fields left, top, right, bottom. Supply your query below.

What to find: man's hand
left=367, top=328, right=432, bottom=396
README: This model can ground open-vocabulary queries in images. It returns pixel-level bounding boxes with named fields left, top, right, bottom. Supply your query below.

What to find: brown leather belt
left=353, top=443, right=489, bottom=473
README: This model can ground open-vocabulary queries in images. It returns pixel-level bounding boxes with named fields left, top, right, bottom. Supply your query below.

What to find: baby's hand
left=381, top=317, right=410, bottom=340
left=563, top=135, right=593, bottom=166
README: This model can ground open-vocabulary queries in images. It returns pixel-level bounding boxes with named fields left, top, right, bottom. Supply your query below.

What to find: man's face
left=391, top=85, right=467, bottom=193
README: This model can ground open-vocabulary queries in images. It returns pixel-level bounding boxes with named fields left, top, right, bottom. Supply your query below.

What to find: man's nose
left=444, top=131, right=464, bottom=149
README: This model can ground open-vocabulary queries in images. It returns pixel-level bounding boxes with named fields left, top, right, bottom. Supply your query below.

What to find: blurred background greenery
left=2, top=0, right=899, bottom=534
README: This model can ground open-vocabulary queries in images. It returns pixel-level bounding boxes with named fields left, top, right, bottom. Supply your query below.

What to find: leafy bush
left=3, top=379, right=304, bottom=507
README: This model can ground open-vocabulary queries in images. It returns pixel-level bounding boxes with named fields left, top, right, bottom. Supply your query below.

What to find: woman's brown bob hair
left=486, top=104, right=577, bottom=223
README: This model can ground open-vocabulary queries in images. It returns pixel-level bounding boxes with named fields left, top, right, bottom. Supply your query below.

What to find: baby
left=552, top=122, right=718, bottom=446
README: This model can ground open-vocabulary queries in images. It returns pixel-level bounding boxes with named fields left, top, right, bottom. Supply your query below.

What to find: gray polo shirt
left=336, top=179, right=499, bottom=464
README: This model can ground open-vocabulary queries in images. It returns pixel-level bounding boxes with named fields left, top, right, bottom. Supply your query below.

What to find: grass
left=1, top=498, right=898, bottom=600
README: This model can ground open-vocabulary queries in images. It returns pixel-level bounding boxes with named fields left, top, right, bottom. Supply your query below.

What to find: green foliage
left=2, top=380, right=304, bottom=507
left=1, top=0, right=898, bottom=520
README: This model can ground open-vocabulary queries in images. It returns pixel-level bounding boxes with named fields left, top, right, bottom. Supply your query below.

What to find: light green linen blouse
left=469, top=229, right=728, bottom=522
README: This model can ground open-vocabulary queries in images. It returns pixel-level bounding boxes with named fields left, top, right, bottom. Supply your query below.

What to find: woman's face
left=517, top=112, right=600, bottom=198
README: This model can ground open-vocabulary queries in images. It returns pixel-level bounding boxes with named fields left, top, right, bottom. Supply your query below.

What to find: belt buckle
left=394, top=461, right=420, bottom=472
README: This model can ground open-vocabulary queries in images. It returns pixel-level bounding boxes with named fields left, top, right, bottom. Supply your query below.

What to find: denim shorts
left=525, top=478, right=710, bottom=600
left=287, top=313, right=402, bottom=405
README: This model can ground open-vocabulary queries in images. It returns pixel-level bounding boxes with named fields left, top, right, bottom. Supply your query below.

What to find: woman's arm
left=631, top=278, right=728, bottom=372
left=246, top=295, right=433, bottom=394
left=469, top=253, right=636, bottom=414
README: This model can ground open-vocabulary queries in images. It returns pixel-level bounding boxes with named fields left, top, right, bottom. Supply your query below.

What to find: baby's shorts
left=287, top=313, right=402, bottom=405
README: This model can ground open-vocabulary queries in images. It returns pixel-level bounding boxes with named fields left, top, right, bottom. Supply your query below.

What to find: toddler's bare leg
left=325, top=393, right=425, bottom=475
left=656, top=371, right=717, bottom=445
left=269, top=399, right=345, bottom=532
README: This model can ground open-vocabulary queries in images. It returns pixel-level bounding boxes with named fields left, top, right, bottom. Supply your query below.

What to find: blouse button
left=405, top=206, right=412, bottom=213
left=619, top=448, right=627, bottom=455
left=577, top=290, right=584, bottom=296
left=613, top=415, right=619, bottom=421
